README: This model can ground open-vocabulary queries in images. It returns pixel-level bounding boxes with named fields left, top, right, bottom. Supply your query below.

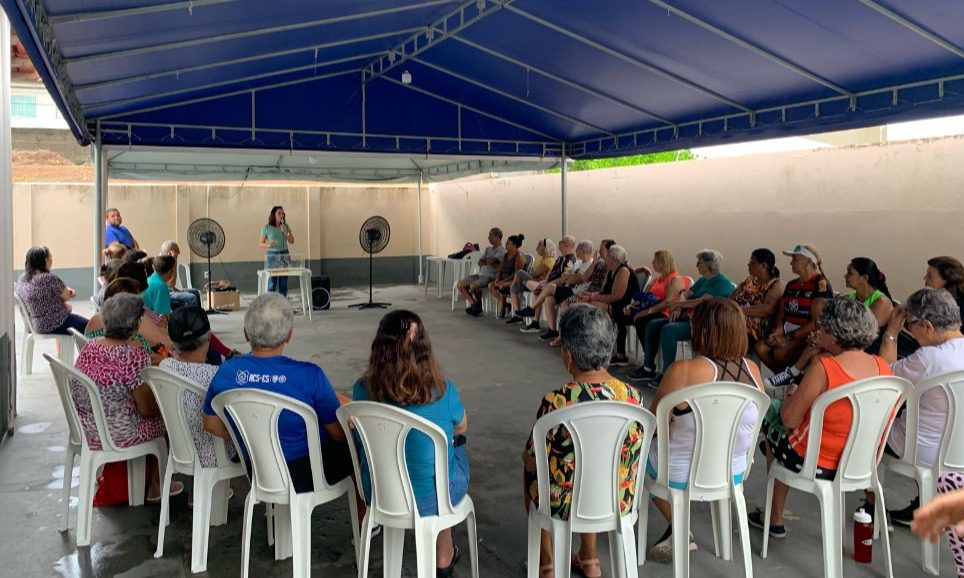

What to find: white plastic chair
left=336, top=401, right=479, bottom=578
left=89, top=295, right=101, bottom=312
left=880, top=370, right=964, bottom=575
left=44, top=353, right=168, bottom=547
left=68, top=328, right=89, bottom=356
left=178, top=262, right=194, bottom=290
left=640, top=382, right=769, bottom=578
left=14, top=291, right=73, bottom=375
left=451, top=250, right=482, bottom=311
left=211, top=388, right=359, bottom=578
left=761, top=375, right=912, bottom=578
left=527, top=401, right=657, bottom=578
left=142, top=367, right=246, bottom=573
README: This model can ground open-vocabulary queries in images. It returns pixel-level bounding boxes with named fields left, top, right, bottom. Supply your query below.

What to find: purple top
left=15, top=271, right=70, bottom=333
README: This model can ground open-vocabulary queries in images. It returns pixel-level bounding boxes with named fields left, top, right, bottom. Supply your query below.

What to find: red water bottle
left=853, top=508, right=873, bottom=563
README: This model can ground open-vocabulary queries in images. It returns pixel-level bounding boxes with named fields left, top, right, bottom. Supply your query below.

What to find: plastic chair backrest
left=211, top=388, right=327, bottom=503
left=636, top=270, right=651, bottom=293
left=529, top=401, right=656, bottom=523
left=654, top=382, right=769, bottom=498
left=44, top=353, right=85, bottom=450
left=142, top=367, right=219, bottom=472
left=900, top=370, right=964, bottom=472
left=336, top=401, right=454, bottom=522
left=177, top=263, right=193, bottom=290
left=524, top=253, right=535, bottom=273
left=13, top=291, right=37, bottom=334
left=44, top=353, right=123, bottom=452
left=800, top=375, right=911, bottom=484
left=68, top=328, right=88, bottom=355
left=681, top=276, right=695, bottom=292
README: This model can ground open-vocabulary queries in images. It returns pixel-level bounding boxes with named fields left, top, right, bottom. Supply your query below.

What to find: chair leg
left=873, top=480, right=895, bottom=578
left=466, top=509, right=480, bottom=578
left=189, top=475, right=216, bottom=573
left=526, top=514, right=542, bottom=578
left=382, top=526, right=405, bottom=578
left=58, top=337, right=74, bottom=365
left=209, top=478, right=230, bottom=526
left=815, top=485, right=843, bottom=578
left=22, top=335, right=34, bottom=376
left=357, top=514, right=375, bottom=578
left=290, top=499, right=312, bottom=578
left=415, top=524, right=438, bottom=578
left=240, top=495, right=256, bottom=578
left=670, top=492, right=691, bottom=578
left=153, top=456, right=174, bottom=559
left=344, top=489, right=360, bottom=563
left=761, top=475, right=775, bottom=559
left=265, top=503, right=274, bottom=546
left=59, top=443, right=77, bottom=532
left=613, top=517, right=638, bottom=578
left=732, top=488, right=754, bottom=578
left=273, top=504, right=293, bottom=560
left=76, top=452, right=97, bottom=547
left=550, top=521, right=572, bottom=578
left=712, top=499, right=733, bottom=560
left=127, top=456, right=146, bottom=507
left=637, top=491, right=651, bottom=566
left=918, top=473, right=940, bottom=575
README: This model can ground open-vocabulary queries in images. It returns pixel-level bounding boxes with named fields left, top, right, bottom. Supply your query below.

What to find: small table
left=257, top=268, right=313, bottom=321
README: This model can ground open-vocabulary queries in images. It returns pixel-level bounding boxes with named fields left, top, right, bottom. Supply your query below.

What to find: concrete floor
left=0, top=284, right=952, bottom=577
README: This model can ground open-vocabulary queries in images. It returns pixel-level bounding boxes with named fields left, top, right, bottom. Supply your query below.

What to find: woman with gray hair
left=522, top=304, right=645, bottom=577
left=875, top=288, right=964, bottom=525
left=577, top=244, right=640, bottom=365
left=751, top=296, right=891, bottom=537
left=73, top=293, right=180, bottom=501
left=635, top=249, right=735, bottom=383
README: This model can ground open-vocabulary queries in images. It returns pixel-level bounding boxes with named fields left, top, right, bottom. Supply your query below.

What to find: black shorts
left=249, top=439, right=354, bottom=494
left=554, top=286, right=575, bottom=303
left=763, top=420, right=837, bottom=481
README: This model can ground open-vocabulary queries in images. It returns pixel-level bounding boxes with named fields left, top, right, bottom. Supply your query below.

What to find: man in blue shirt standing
left=104, top=207, right=139, bottom=250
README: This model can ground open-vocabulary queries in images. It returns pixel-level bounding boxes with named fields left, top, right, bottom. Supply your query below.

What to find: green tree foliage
left=547, top=150, right=695, bottom=173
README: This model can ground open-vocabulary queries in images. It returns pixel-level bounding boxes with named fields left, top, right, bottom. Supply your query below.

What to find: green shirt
left=690, top=273, right=736, bottom=298
left=261, top=224, right=289, bottom=253
left=141, top=272, right=172, bottom=316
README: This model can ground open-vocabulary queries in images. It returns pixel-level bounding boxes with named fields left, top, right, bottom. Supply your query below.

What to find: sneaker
left=765, top=367, right=797, bottom=387
left=514, top=306, right=536, bottom=318
left=888, top=497, right=920, bottom=527
left=539, top=329, right=560, bottom=341
left=505, top=316, right=524, bottom=325
left=466, top=303, right=483, bottom=317
left=521, top=321, right=541, bottom=333
left=628, top=366, right=659, bottom=381
left=609, top=354, right=630, bottom=366
left=748, top=510, right=786, bottom=539
left=646, top=527, right=697, bottom=563
left=351, top=523, right=382, bottom=545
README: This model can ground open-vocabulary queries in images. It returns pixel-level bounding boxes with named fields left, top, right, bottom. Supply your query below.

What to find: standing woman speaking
left=259, top=206, right=295, bottom=296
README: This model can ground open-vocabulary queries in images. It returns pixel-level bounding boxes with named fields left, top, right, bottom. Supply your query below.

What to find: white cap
left=782, top=244, right=819, bottom=266
left=853, top=508, right=872, bottom=523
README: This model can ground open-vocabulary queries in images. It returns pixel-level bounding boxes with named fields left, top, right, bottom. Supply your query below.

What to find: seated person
left=160, top=240, right=202, bottom=310
left=628, top=249, right=688, bottom=381
left=520, top=239, right=595, bottom=342
left=487, top=234, right=526, bottom=319
left=86, top=278, right=171, bottom=364
left=924, top=256, right=964, bottom=331
left=577, top=244, right=639, bottom=364
left=457, top=228, right=506, bottom=317
left=15, top=245, right=88, bottom=335
left=159, top=306, right=237, bottom=469
left=102, top=241, right=128, bottom=263
left=505, top=238, right=559, bottom=324
left=754, top=244, right=833, bottom=374
left=94, top=259, right=127, bottom=306
left=875, top=288, right=964, bottom=524
left=636, top=250, right=735, bottom=382
left=546, top=239, right=614, bottom=348
left=123, top=249, right=148, bottom=265
left=751, top=297, right=889, bottom=537
left=73, top=293, right=181, bottom=500
left=510, top=236, right=577, bottom=333
left=353, top=310, right=468, bottom=574
left=730, top=249, right=784, bottom=349
left=202, top=293, right=356, bottom=496
left=645, top=299, right=765, bottom=561
left=522, top=304, right=644, bottom=578
left=142, top=255, right=177, bottom=317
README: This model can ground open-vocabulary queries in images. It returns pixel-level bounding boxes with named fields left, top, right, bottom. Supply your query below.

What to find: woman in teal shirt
left=637, top=249, right=736, bottom=383
left=259, top=206, right=295, bottom=296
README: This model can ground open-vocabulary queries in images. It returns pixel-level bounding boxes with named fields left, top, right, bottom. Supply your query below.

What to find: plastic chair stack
left=142, top=367, right=246, bottom=573
left=337, top=401, right=480, bottom=578
left=761, top=375, right=912, bottom=578
left=527, top=401, right=657, bottom=578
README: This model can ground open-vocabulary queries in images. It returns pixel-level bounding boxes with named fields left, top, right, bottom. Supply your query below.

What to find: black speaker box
left=311, top=275, right=331, bottom=310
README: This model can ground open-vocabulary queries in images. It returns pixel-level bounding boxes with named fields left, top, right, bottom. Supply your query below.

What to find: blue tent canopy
left=5, top=0, right=964, bottom=159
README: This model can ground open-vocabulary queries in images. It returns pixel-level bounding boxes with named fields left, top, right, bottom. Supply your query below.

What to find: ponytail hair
left=751, top=248, right=780, bottom=279
left=850, top=257, right=891, bottom=298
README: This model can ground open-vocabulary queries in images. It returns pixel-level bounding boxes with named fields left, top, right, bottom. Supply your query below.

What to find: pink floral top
left=72, top=341, right=165, bottom=450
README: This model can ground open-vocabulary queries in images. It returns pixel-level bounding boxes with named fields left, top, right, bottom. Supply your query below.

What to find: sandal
left=571, top=553, right=602, bottom=578
left=147, top=480, right=185, bottom=503
left=436, top=544, right=461, bottom=578
left=548, top=337, right=562, bottom=347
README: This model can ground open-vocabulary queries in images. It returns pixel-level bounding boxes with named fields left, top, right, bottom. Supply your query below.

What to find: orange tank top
left=648, top=271, right=679, bottom=301
left=788, top=355, right=892, bottom=471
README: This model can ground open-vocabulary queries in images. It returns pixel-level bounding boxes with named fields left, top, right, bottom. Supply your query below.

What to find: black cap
left=168, top=306, right=211, bottom=342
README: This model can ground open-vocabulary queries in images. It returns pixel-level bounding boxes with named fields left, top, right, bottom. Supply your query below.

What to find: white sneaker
left=646, top=531, right=697, bottom=563
left=765, top=367, right=796, bottom=387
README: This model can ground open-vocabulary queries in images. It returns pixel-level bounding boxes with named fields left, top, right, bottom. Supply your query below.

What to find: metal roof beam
left=450, top=36, right=676, bottom=126
left=365, top=0, right=513, bottom=83
left=48, top=0, right=237, bottom=25
left=80, top=51, right=383, bottom=106
left=72, top=28, right=420, bottom=93
left=648, top=0, right=853, bottom=97
left=65, top=0, right=451, bottom=65
left=856, top=0, right=964, bottom=59
left=412, top=58, right=614, bottom=135
left=505, top=5, right=752, bottom=113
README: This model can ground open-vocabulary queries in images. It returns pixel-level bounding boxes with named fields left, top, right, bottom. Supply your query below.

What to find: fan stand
left=204, top=251, right=226, bottom=315
left=350, top=249, right=390, bottom=309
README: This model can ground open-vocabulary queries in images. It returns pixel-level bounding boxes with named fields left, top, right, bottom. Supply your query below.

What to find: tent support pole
left=417, top=169, right=424, bottom=285
left=93, top=125, right=104, bottom=292
left=560, top=148, right=569, bottom=237
left=1, top=10, right=17, bottom=436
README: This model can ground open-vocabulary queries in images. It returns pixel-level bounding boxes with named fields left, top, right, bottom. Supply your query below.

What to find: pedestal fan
left=186, top=218, right=226, bottom=314
left=350, top=216, right=391, bottom=309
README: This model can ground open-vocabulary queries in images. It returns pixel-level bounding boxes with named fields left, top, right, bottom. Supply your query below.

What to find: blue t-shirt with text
left=203, top=354, right=341, bottom=461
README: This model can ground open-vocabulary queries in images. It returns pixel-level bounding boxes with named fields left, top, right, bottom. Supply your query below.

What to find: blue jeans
left=642, top=317, right=670, bottom=370
left=49, top=313, right=89, bottom=335
left=170, top=289, right=201, bottom=309
left=642, top=318, right=692, bottom=371
left=265, top=252, right=289, bottom=296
